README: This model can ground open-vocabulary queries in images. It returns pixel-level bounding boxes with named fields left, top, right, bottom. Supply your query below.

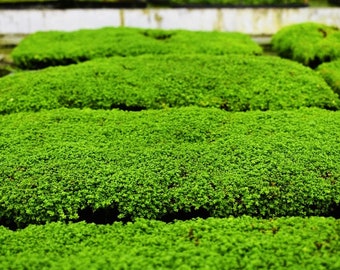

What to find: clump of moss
left=317, top=59, right=340, bottom=95
left=1, top=54, right=338, bottom=114
left=271, top=22, right=340, bottom=68
left=1, top=107, right=340, bottom=227
left=12, top=27, right=262, bottom=69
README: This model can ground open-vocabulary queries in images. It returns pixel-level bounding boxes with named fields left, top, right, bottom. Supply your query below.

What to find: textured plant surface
left=1, top=107, right=340, bottom=228
left=271, top=22, right=340, bottom=67
left=317, top=59, right=340, bottom=95
left=3, top=24, right=340, bottom=269
left=1, top=217, right=340, bottom=269
left=1, top=55, right=338, bottom=114
left=11, top=27, right=262, bottom=69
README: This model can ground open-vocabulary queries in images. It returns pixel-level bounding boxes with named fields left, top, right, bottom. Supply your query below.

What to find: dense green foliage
left=11, top=27, right=262, bottom=69
left=1, top=107, right=340, bottom=228
left=271, top=22, right=340, bottom=67
left=1, top=217, right=340, bottom=269
left=317, top=59, right=340, bottom=95
left=1, top=55, right=338, bottom=114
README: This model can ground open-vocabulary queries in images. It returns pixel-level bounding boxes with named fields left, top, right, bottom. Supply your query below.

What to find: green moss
left=11, top=27, right=262, bottom=69
left=1, top=54, right=338, bottom=114
left=1, top=107, right=340, bottom=227
left=1, top=217, right=340, bottom=269
left=271, top=22, right=340, bottom=68
left=317, top=59, right=340, bottom=95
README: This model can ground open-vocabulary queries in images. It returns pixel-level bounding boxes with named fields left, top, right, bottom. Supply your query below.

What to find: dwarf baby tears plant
left=271, top=22, right=340, bottom=68
left=0, top=217, right=340, bottom=269
left=11, top=27, right=262, bottom=69
left=1, top=107, right=340, bottom=228
left=317, top=59, right=340, bottom=95
left=0, top=54, right=338, bottom=114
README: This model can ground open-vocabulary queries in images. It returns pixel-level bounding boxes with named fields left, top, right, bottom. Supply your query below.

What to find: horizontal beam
left=0, top=8, right=340, bottom=35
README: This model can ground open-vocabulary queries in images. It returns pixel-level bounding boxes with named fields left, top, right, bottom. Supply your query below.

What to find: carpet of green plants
left=317, top=59, right=340, bottom=95
left=1, top=107, right=340, bottom=228
left=1, top=54, right=339, bottom=114
left=1, top=217, right=340, bottom=269
left=11, top=27, right=262, bottom=69
left=271, top=22, right=340, bottom=68
left=2, top=24, right=340, bottom=269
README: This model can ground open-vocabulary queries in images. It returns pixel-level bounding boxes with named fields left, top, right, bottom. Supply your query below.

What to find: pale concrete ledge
left=1, top=7, right=340, bottom=35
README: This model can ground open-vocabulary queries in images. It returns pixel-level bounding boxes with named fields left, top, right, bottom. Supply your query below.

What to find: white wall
left=1, top=8, right=340, bottom=35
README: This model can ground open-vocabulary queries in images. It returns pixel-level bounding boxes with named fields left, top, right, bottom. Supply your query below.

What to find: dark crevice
left=309, top=57, right=324, bottom=69
left=0, top=68, right=10, bottom=77
left=0, top=217, right=19, bottom=231
left=77, top=206, right=131, bottom=225
left=141, top=31, right=174, bottom=41
left=322, top=203, right=340, bottom=219
left=318, top=28, right=328, bottom=38
left=160, top=207, right=211, bottom=223
left=18, top=56, right=90, bottom=70
left=1, top=204, right=339, bottom=231
left=110, top=104, right=146, bottom=111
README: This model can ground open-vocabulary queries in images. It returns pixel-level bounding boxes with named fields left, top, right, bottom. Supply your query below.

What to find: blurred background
left=0, top=0, right=339, bottom=76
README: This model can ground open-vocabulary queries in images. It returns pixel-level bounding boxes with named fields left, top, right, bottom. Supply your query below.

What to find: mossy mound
left=271, top=22, right=340, bottom=68
left=11, top=27, right=262, bottom=69
left=1, top=217, right=340, bottom=269
left=317, top=59, right=340, bottom=95
left=1, top=55, right=338, bottom=114
left=1, top=107, right=340, bottom=228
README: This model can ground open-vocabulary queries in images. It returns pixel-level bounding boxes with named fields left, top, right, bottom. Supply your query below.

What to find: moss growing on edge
left=317, top=59, right=340, bottom=95
left=271, top=22, right=340, bottom=68
left=1, top=217, right=340, bottom=269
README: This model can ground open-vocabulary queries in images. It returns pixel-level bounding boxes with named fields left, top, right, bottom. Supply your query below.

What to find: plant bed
left=1, top=217, right=340, bottom=269
left=1, top=54, right=338, bottom=114
left=1, top=107, right=340, bottom=228
left=317, top=59, right=340, bottom=95
left=271, top=22, right=340, bottom=68
left=11, top=27, right=262, bottom=69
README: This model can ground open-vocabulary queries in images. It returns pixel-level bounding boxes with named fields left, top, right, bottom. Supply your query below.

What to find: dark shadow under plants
left=160, top=207, right=211, bottom=223
left=110, top=104, right=146, bottom=111
left=322, top=203, right=340, bottom=219
left=77, top=206, right=128, bottom=225
left=1, top=203, right=339, bottom=231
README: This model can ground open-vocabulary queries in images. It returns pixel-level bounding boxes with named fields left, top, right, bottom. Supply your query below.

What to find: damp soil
left=0, top=34, right=24, bottom=77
